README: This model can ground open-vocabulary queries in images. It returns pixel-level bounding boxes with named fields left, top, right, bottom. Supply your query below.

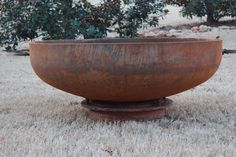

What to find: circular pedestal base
left=81, top=98, right=173, bottom=121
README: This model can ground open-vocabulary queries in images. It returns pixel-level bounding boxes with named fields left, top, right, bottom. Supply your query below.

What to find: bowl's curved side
left=29, top=39, right=222, bottom=101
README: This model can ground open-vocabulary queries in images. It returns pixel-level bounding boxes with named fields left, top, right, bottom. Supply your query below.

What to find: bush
left=167, top=0, right=236, bottom=23
left=32, top=0, right=84, bottom=40
left=111, top=0, right=168, bottom=38
left=231, top=2, right=236, bottom=16
left=0, top=0, right=84, bottom=50
left=0, top=0, right=167, bottom=51
left=0, top=0, right=39, bottom=51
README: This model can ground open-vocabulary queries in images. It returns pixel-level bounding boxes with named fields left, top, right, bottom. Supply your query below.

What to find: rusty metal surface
left=82, top=98, right=172, bottom=121
left=29, top=38, right=222, bottom=102
left=81, top=98, right=172, bottom=112
left=82, top=98, right=172, bottom=120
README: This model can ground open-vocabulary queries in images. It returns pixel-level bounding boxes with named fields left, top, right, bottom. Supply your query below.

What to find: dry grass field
left=0, top=27, right=236, bottom=156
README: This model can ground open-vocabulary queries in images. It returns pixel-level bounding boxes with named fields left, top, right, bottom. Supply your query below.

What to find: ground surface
left=0, top=29, right=236, bottom=157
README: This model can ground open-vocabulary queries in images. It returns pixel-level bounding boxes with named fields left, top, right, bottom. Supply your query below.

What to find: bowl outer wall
left=29, top=39, right=222, bottom=102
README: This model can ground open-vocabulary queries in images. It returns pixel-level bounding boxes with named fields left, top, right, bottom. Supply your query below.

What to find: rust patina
left=29, top=38, right=222, bottom=120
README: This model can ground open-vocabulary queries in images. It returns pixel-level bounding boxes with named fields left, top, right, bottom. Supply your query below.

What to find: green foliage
left=77, top=0, right=120, bottom=39
left=32, top=0, right=83, bottom=40
left=111, top=0, right=168, bottom=38
left=0, top=0, right=39, bottom=50
left=0, top=0, right=167, bottom=50
left=231, top=2, right=236, bottom=16
left=167, top=0, right=236, bottom=23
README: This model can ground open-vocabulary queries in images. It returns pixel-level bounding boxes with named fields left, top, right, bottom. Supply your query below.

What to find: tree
left=231, top=2, right=236, bottom=17
left=0, top=0, right=167, bottom=50
left=112, top=0, right=168, bottom=38
left=0, top=0, right=39, bottom=50
left=167, top=0, right=236, bottom=23
left=79, top=0, right=168, bottom=38
left=32, top=0, right=83, bottom=39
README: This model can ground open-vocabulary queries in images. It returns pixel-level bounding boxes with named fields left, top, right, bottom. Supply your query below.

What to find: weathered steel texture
left=86, top=108, right=167, bottom=121
left=29, top=38, right=222, bottom=102
left=82, top=98, right=173, bottom=121
left=82, top=98, right=172, bottom=112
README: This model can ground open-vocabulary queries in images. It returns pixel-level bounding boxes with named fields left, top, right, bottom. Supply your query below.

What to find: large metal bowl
left=29, top=38, right=222, bottom=120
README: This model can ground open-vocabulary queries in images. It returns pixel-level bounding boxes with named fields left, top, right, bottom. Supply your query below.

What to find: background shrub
left=33, top=0, right=83, bottom=40
left=167, top=0, right=236, bottom=23
left=111, top=0, right=168, bottom=38
left=0, top=0, right=167, bottom=51
left=0, top=0, right=39, bottom=51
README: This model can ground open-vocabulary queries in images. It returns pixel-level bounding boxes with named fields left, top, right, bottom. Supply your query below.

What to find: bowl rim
left=29, top=37, right=222, bottom=45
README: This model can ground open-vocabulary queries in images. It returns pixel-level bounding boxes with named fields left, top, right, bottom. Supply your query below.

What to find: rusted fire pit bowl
left=29, top=38, right=222, bottom=120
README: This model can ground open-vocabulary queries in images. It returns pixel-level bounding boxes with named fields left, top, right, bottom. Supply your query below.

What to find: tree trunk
left=64, top=0, right=75, bottom=39
left=205, top=0, right=217, bottom=24
left=207, top=12, right=217, bottom=24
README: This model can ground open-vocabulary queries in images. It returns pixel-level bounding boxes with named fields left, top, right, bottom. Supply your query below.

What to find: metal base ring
left=81, top=98, right=173, bottom=121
